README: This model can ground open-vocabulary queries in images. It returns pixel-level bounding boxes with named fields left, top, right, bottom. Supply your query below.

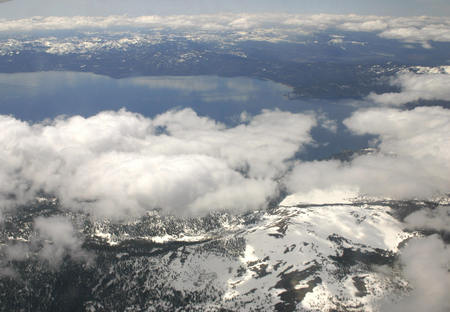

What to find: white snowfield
left=279, top=187, right=360, bottom=206
left=218, top=202, right=411, bottom=311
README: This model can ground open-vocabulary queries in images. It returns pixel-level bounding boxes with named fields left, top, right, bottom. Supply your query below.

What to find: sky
left=0, top=0, right=449, bottom=18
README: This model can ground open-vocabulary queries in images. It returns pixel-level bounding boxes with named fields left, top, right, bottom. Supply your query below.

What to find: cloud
left=339, top=19, right=388, bottom=32
left=3, top=242, right=30, bottom=261
left=0, top=241, right=30, bottom=278
left=0, top=108, right=316, bottom=219
left=34, top=216, right=93, bottom=268
left=367, top=68, right=450, bottom=106
left=344, top=106, right=450, bottom=160
left=0, top=14, right=449, bottom=46
left=404, top=205, right=450, bottom=233
left=382, top=235, right=450, bottom=312
left=379, top=24, right=450, bottom=46
left=286, top=106, right=450, bottom=200
left=350, top=105, right=450, bottom=167
left=0, top=242, right=29, bottom=278
left=0, top=266, right=16, bottom=278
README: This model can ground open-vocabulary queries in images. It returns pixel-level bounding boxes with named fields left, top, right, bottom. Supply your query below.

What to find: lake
left=0, top=71, right=372, bottom=160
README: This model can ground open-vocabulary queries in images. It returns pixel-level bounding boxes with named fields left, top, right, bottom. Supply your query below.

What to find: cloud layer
left=2, top=103, right=448, bottom=219
left=0, top=108, right=316, bottom=219
left=0, top=14, right=449, bottom=46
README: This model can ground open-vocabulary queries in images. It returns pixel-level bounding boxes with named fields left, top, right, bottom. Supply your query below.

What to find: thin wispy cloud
left=0, top=215, right=93, bottom=276
left=382, top=235, right=450, bottom=312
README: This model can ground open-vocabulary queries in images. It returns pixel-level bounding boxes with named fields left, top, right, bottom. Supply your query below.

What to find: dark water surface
left=0, top=71, right=372, bottom=160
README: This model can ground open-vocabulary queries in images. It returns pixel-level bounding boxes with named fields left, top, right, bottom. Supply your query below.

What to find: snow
left=280, top=187, right=360, bottom=206
left=149, top=234, right=208, bottom=244
left=216, top=197, right=413, bottom=310
left=94, top=229, right=119, bottom=246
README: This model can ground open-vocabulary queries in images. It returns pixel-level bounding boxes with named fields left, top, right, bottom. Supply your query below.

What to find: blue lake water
left=0, top=71, right=372, bottom=160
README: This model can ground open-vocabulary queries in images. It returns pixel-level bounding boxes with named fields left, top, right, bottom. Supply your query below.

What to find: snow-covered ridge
left=0, top=34, right=162, bottom=55
left=0, top=32, right=252, bottom=56
left=408, top=65, right=450, bottom=74
left=223, top=202, right=412, bottom=311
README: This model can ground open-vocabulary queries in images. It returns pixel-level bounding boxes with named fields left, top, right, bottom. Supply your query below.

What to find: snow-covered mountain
left=1, top=192, right=446, bottom=311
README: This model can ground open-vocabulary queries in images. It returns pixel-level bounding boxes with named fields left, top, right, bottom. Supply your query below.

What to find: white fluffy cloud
left=286, top=106, right=450, bottom=200
left=0, top=108, right=316, bottom=219
left=344, top=106, right=450, bottom=160
left=367, top=68, right=450, bottom=106
left=0, top=14, right=449, bottom=46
